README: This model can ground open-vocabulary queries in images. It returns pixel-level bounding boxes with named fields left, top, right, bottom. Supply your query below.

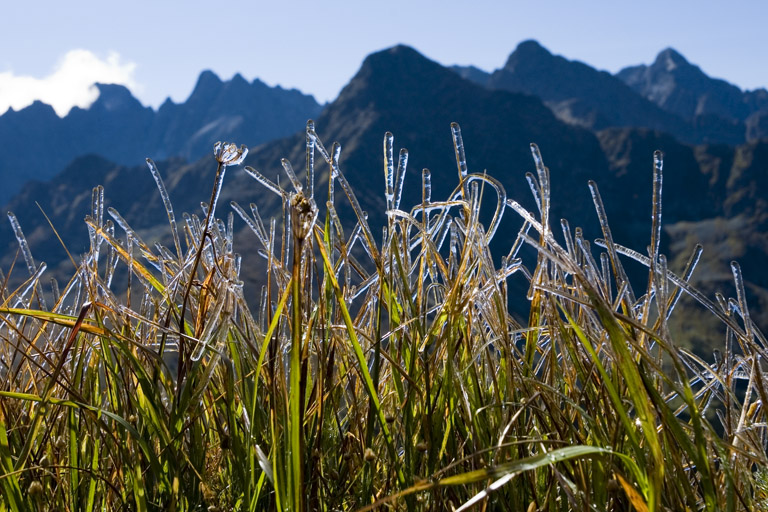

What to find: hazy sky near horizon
left=1, top=0, right=765, bottom=115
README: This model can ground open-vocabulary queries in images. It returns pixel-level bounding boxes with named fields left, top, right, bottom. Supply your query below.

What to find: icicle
left=282, top=194, right=291, bottom=268
left=306, top=120, right=316, bottom=199
left=226, top=212, right=234, bottom=254
left=104, top=222, right=119, bottom=288
left=14, top=263, right=47, bottom=309
left=588, top=181, right=635, bottom=306
left=650, top=151, right=663, bottom=265
left=281, top=158, right=303, bottom=193
left=422, top=168, right=432, bottom=207
left=326, top=202, right=345, bottom=241
left=307, top=124, right=331, bottom=164
left=86, top=186, right=105, bottom=269
left=436, top=218, right=452, bottom=253
left=244, top=166, right=283, bottom=196
left=526, top=172, right=543, bottom=217
left=394, top=148, right=409, bottom=211
left=451, top=122, right=469, bottom=198
left=470, top=181, right=481, bottom=226
left=530, top=144, right=550, bottom=237
left=50, top=278, right=60, bottom=305
left=7, top=212, right=37, bottom=277
left=108, top=207, right=158, bottom=265
left=146, top=158, right=182, bottom=259
left=334, top=158, right=379, bottom=263
left=561, top=219, right=575, bottom=261
left=654, top=254, right=669, bottom=335
left=379, top=132, right=394, bottom=213
left=731, top=261, right=753, bottom=342
left=600, top=252, right=612, bottom=301
left=329, top=142, right=341, bottom=205
left=666, top=244, right=702, bottom=320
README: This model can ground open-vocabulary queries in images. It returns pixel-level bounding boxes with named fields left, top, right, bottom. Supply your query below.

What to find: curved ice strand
left=465, top=173, right=506, bottom=243
left=530, top=144, right=550, bottom=237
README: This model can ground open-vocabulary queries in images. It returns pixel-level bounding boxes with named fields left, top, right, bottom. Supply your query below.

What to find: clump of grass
left=0, top=121, right=766, bottom=511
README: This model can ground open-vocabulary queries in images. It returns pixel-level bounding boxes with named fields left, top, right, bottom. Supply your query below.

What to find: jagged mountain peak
left=90, top=83, right=146, bottom=112
left=357, top=44, right=442, bottom=76
left=618, top=48, right=768, bottom=125
left=654, top=47, right=690, bottom=71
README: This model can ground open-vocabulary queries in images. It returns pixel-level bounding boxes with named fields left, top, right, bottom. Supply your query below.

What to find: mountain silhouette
left=0, top=74, right=322, bottom=204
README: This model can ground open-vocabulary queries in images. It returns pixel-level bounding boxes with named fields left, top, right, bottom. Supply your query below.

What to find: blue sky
left=1, top=0, right=765, bottom=115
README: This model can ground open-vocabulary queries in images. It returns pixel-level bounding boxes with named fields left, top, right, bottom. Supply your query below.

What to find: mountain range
left=2, top=41, right=767, bottom=355
left=0, top=74, right=322, bottom=204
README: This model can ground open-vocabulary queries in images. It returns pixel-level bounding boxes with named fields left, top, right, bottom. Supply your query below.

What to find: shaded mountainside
left=486, top=41, right=689, bottom=137
left=452, top=41, right=754, bottom=145
left=618, top=48, right=768, bottom=141
left=0, top=75, right=322, bottom=205
left=2, top=45, right=768, bottom=355
left=596, top=130, right=768, bottom=353
left=618, top=48, right=768, bottom=123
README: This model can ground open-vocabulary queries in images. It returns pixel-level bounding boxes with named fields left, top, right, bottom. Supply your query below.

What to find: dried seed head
left=213, top=142, right=248, bottom=167
left=28, top=480, right=43, bottom=496
left=290, top=191, right=318, bottom=241
left=364, top=448, right=376, bottom=462
left=416, top=441, right=428, bottom=453
left=385, top=412, right=395, bottom=423
left=54, top=435, right=67, bottom=450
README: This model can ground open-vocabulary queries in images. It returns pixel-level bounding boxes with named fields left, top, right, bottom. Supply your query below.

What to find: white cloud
left=0, top=50, right=140, bottom=117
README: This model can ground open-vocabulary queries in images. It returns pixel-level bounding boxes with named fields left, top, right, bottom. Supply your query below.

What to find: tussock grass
left=0, top=122, right=766, bottom=511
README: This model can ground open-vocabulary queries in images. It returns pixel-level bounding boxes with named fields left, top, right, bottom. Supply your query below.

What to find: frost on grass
left=1, top=123, right=766, bottom=510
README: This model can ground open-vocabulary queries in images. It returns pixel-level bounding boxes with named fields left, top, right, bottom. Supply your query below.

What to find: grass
left=0, top=121, right=767, bottom=511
